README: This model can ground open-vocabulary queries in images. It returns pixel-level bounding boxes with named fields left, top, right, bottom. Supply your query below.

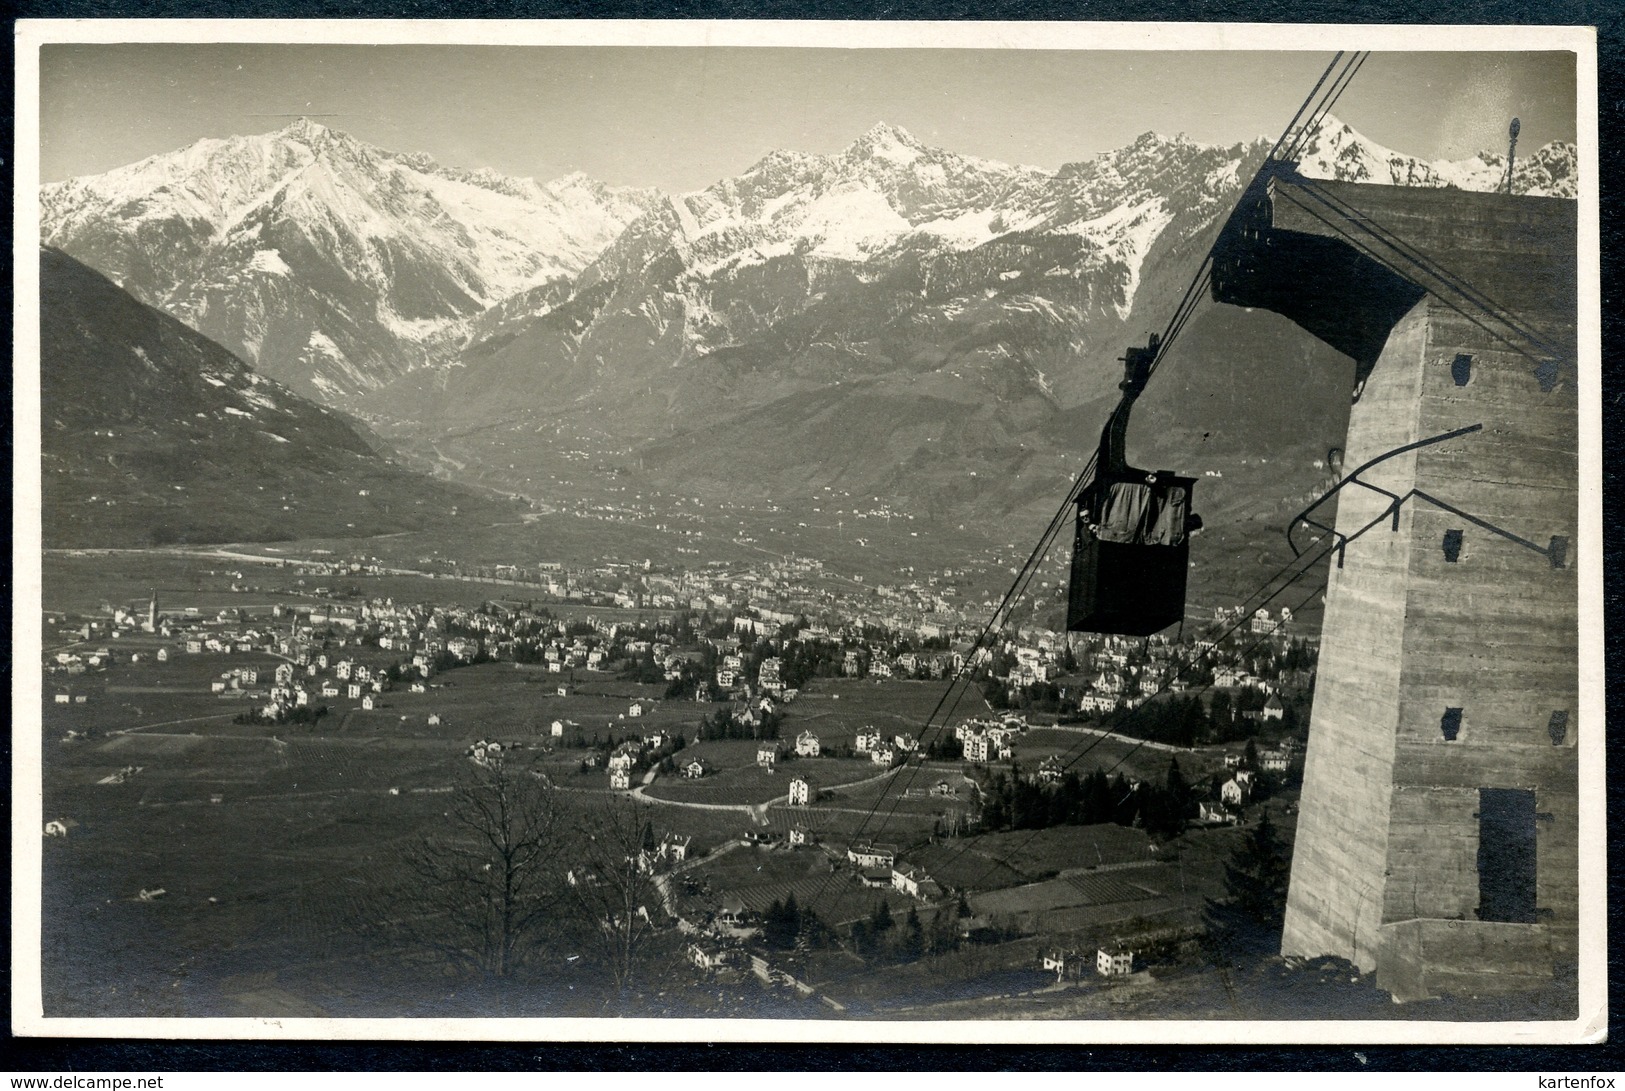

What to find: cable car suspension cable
left=803, top=51, right=1373, bottom=920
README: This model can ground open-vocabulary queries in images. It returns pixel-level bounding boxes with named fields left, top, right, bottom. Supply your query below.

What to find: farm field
left=643, top=741, right=884, bottom=807
left=759, top=801, right=940, bottom=850
left=820, top=764, right=973, bottom=816
left=971, top=867, right=1170, bottom=917
left=952, top=824, right=1158, bottom=879
left=741, top=871, right=918, bottom=929
left=674, top=838, right=914, bottom=927
left=1010, top=728, right=1205, bottom=783
left=677, top=850, right=920, bottom=931
left=780, top=677, right=968, bottom=745
left=903, top=841, right=1028, bottom=891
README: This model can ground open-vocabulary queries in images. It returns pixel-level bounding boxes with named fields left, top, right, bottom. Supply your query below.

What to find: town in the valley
left=41, top=542, right=1321, bottom=1019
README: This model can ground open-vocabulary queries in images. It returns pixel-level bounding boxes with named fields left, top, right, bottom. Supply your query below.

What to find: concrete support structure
left=1211, top=168, right=1578, bottom=1001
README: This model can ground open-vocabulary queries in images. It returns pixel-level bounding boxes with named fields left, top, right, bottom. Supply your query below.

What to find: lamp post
left=1504, top=117, right=1521, bottom=195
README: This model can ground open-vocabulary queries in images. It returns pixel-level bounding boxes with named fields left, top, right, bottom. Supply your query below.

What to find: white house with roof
left=962, top=731, right=992, bottom=763
left=787, top=775, right=814, bottom=806
left=794, top=730, right=821, bottom=758
left=1097, top=947, right=1135, bottom=976
left=608, top=743, right=641, bottom=773
left=847, top=842, right=897, bottom=868
left=689, top=944, right=731, bottom=971
left=891, top=865, right=940, bottom=900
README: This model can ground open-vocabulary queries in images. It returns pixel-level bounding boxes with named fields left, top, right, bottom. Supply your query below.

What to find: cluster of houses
left=1041, top=944, right=1140, bottom=982
left=854, top=727, right=921, bottom=768
left=638, top=831, right=691, bottom=873
left=954, top=717, right=1023, bottom=763
left=590, top=729, right=684, bottom=789
left=1212, top=604, right=1297, bottom=637
left=1196, top=739, right=1303, bottom=824
left=843, top=842, right=943, bottom=902
left=1067, top=617, right=1310, bottom=716
left=465, top=738, right=518, bottom=767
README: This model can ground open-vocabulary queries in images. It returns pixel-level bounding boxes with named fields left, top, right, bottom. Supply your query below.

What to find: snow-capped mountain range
left=41, top=117, right=662, bottom=401
left=41, top=115, right=1576, bottom=410
left=38, top=113, right=1578, bottom=594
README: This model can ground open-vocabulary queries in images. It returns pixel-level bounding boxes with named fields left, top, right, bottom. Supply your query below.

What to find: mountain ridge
left=39, top=246, right=513, bottom=549
left=42, top=115, right=1577, bottom=412
left=40, top=116, right=1579, bottom=600
left=41, top=119, right=665, bottom=404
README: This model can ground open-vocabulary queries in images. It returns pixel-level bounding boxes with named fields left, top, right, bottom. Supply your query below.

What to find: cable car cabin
left=1067, top=468, right=1196, bottom=635
left=1066, top=334, right=1199, bottom=636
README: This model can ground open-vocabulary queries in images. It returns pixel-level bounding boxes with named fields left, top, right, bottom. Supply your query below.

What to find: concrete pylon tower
left=1210, top=165, right=1579, bottom=1001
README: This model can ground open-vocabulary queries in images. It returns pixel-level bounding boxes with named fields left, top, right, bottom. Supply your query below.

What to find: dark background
left=4, top=0, right=1621, bottom=1072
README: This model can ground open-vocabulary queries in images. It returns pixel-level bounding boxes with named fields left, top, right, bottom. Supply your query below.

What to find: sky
left=38, top=45, right=1578, bottom=191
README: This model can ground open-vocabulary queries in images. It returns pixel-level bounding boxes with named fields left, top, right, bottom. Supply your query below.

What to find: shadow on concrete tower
left=1209, top=162, right=1579, bottom=1002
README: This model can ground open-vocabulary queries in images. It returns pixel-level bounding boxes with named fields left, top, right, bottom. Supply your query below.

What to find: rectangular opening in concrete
left=1440, top=706, right=1463, bottom=741
left=1442, top=529, right=1464, bottom=563
left=1477, top=788, right=1538, bottom=923
left=1451, top=353, right=1473, bottom=387
left=1549, top=535, right=1570, bottom=569
left=1534, top=357, right=1560, bottom=393
left=1548, top=710, right=1570, bottom=746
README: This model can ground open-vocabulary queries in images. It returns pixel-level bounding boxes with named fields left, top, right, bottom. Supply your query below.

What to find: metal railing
left=1287, top=422, right=1572, bottom=570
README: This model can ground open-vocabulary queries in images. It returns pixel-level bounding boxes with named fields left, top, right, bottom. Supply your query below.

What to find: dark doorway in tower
left=1477, top=787, right=1538, bottom=924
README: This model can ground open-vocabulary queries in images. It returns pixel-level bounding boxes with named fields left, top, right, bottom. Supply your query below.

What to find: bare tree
left=383, top=753, right=565, bottom=978
left=558, top=798, right=670, bottom=1000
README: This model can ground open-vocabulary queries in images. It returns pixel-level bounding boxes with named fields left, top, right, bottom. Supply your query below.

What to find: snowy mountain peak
left=41, top=120, right=665, bottom=403
left=279, top=116, right=331, bottom=141
left=547, top=170, right=597, bottom=189
left=850, top=122, right=927, bottom=157
left=1291, top=114, right=1577, bottom=198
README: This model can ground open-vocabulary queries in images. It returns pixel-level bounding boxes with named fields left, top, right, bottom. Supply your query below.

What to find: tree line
left=972, top=758, right=1198, bottom=839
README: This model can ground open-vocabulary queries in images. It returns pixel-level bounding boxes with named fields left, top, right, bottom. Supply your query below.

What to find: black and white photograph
left=11, top=20, right=1603, bottom=1042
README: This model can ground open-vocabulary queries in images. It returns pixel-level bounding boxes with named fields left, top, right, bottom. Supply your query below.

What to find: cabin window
left=1548, top=710, right=1569, bottom=746
left=1477, top=788, right=1538, bottom=923
left=1440, top=707, right=1463, bottom=742
left=1442, top=529, right=1465, bottom=563
left=1093, top=481, right=1189, bottom=547
left=1451, top=353, right=1473, bottom=387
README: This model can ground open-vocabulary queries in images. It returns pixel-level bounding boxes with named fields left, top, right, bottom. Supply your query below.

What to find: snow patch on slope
left=247, top=249, right=293, bottom=276
left=799, top=183, right=912, bottom=260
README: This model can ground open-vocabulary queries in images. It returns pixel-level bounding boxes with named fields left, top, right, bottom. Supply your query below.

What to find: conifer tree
left=1202, top=810, right=1292, bottom=963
